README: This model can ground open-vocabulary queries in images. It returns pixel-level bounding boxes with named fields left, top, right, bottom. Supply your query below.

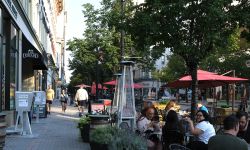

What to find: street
left=4, top=100, right=90, bottom=150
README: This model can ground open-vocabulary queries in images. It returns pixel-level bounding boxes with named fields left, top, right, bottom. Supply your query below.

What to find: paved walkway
left=4, top=100, right=90, bottom=150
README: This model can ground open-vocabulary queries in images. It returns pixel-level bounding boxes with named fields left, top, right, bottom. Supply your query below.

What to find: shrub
left=90, top=126, right=147, bottom=150
left=77, top=116, right=91, bottom=129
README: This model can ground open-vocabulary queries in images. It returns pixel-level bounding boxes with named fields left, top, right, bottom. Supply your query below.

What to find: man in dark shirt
left=208, top=115, right=248, bottom=150
left=236, top=111, right=250, bottom=143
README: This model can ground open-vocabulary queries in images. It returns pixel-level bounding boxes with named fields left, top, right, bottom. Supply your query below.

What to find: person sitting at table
left=184, top=110, right=215, bottom=150
left=137, top=107, right=161, bottom=150
left=236, top=111, right=250, bottom=143
left=162, top=110, right=184, bottom=150
left=197, top=103, right=209, bottom=114
left=208, top=114, right=248, bottom=150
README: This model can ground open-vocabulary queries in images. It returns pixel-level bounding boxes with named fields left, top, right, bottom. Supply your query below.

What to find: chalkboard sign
left=33, top=105, right=46, bottom=118
left=15, top=92, right=34, bottom=111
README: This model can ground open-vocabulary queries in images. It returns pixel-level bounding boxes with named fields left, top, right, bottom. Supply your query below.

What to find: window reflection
left=10, top=24, right=18, bottom=110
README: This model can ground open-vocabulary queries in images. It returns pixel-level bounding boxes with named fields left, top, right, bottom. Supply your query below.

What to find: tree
left=67, top=1, right=142, bottom=90
left=152, top=54, right=187, bottom=82
left=129, top=0, right=250, bottom=118
left=200, top=28, right=250, bottom=78
left=67, top=3, right=120, bottom=87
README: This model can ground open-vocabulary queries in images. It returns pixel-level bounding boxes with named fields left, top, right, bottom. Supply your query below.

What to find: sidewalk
left=4, top=100, right=90, bottom=150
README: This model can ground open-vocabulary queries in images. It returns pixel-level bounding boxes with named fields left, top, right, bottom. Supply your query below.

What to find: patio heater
left=111, top=73, right=122, bottom=114
left=117, top=61, right=136, bottom=130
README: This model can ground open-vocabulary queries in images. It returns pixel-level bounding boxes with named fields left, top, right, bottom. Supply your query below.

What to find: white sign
left=23, top=49, right=39, bottom=59
left=35, top=93, right=42, bottom=102
left=33, top=91, right=46, bottom=105
left=19, top=99, right=28, bottom=107
left=15, top=91, right=34, bottom=111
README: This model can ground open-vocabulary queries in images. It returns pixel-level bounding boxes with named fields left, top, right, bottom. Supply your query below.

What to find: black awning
left=22, top=35, right=48, bottom=70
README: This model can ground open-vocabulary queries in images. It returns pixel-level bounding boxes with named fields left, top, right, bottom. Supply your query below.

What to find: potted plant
left=89, top=126, right=147, bottom=150
left=77, top=116, right=91, bottom=142
left=109, top=129, right=147, bottom=150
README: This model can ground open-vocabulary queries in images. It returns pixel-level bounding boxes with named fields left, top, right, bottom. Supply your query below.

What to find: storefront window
left=9, top=24, right=18, bottom=110
left=0, top=7, right=2, bottom=111
left=0, top=8, right=2, bottom=35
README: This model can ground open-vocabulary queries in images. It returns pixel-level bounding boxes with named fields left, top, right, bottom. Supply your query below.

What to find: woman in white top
left=137, top=107, right=161, bottom=150
left=137, top=107, right=160, bottom=134
left=184, top=110, right=215, bottom=150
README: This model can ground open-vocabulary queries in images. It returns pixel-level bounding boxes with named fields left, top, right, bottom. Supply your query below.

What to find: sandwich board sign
left=15, top=91, right=34, bottom=135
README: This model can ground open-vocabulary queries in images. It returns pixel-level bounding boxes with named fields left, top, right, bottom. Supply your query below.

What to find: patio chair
left=162, top=130, right=184, bottom=150
left=169, top=144, right=191, bottom=150
left=216, top=127, right=224, bottom=135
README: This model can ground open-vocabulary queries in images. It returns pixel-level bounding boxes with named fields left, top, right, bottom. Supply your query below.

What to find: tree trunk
left=189, top=65, right=198, bottom=120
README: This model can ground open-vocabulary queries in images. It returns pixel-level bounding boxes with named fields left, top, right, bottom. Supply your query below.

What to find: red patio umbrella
left=91, top=83, right=108, bottom=95
left=131, top=83, right=143, bottom=89
left=74, top=84, right=91, bottom=88
left=168, top=70, right=248, bottom=88
left=104, top=80, right=143, bottom=89
left=103, top=80, right=117, bottom=85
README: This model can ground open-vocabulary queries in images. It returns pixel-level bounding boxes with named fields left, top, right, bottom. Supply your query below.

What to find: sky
left=64, top=0, right=101, bottom=83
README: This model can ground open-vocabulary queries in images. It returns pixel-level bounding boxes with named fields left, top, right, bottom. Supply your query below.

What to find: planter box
left=80, top=124, right=90, bottom=142
left=90, top=142, right=108, bottom=150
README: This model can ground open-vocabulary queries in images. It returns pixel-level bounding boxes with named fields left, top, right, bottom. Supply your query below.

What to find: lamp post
left=120, top=0, right=125, bottom=61
left=95, top=47, right=103, bottom=101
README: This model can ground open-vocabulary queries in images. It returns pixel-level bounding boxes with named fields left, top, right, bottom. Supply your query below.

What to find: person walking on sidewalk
left=46, top=84, right=55, bottom=114
left=60, top=89, right=68, bottom=112
left=75, top=85, right=88, bottom=117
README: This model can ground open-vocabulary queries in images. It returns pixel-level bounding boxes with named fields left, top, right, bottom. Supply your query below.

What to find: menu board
left=15, top=91, right=34, bottom=111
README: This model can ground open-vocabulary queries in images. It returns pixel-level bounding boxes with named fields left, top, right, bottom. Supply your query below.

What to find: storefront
left=22, top=35, right=48, bottom=92
left=0, top=0, right=48, bottom=126
left=0, top=5, right=19, bottom=112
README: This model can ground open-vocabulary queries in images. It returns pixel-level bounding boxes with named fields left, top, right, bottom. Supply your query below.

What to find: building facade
left=134, top=48, right=170, bottom=100
left=0, top=0, right=64, bottom=126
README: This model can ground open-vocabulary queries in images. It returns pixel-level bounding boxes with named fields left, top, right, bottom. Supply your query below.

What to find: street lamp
left=95, top=47, right=103, bottom=101
left=120, top=0, right=125, bottom=60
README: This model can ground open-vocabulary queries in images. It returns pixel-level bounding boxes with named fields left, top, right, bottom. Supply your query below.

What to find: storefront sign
left=23, top=49, right=39, bottom=59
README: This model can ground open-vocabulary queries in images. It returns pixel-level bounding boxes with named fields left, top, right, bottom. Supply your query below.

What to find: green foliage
left=90, top=126, right=115, bottom=144
left=200, top=28, right=250, bottom=78
left=129, top=0, right=249, bottom=119
left=90, top=126, right=147, bottom=150
left=67, top=0, right=148, bottom=86
left=130, top=1, right=250, bottom=63
left=77, top=116, right=91, bottom=129
left=153, top=54, right=187, bottom=82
